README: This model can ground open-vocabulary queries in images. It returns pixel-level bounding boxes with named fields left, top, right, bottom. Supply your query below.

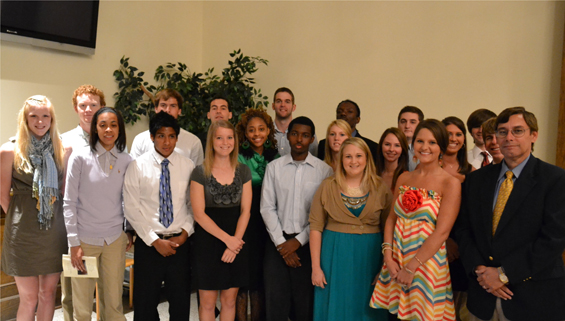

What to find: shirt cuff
left=295, top=232, right=309, bottom=246
left=276, top=236, right=287, bottom=247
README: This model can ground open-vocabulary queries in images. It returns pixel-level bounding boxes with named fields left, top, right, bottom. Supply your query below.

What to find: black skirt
left=192, top=206, right=249, bottom=290
left=241, top=184, right=269, bottom=290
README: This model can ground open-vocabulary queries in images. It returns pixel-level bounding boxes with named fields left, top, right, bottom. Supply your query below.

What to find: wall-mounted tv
left=1, top=0, right=100, bottom=55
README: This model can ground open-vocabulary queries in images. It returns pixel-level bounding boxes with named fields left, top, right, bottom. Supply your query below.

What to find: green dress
left=313, top=193, right=388, bottom=321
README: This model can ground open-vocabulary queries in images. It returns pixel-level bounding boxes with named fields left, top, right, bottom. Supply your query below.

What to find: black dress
left=190, top=164, right=251, bottom=290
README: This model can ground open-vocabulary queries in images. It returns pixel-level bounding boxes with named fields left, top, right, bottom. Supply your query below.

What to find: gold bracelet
left=381, top=247, right=392, bottom=255
left=414, top=256, right=424, bottom=266
left=404, top=266, right=415, bottom=275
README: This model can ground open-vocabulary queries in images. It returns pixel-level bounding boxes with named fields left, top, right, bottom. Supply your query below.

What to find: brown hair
left=481, top=117, right=497, bottom=141
left=467, top=108, right=496, bottom=131
left=376, top=127, right=409, bottom=189
left=273, top=87, right=295, bottom=104
left=442, top=116, right=472, bottom=175
left=496, top=107, right=538, bottom=152
left=413, top=119, right=449, bottom=157
left=154, top=89, right=183, bottom=109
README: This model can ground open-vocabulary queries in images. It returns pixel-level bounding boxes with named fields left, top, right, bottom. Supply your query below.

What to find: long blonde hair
left=334, top=137, right=378, bottom=193
left=324, top=120, right=352, bottom=168
left=14, top=95, right=65, bottom=173
left=203, top=120, right=239, bottom=177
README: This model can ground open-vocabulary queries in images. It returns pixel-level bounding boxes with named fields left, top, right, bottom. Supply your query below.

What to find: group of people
left=1, top=84, right=565, bottom=321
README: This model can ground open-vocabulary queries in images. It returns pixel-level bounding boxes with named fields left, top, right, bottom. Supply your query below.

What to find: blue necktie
left=159, top=159, right=173, bottom=228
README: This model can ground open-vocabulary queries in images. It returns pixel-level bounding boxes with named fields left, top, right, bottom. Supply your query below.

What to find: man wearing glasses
left=458, top=107, right=565, bottom=321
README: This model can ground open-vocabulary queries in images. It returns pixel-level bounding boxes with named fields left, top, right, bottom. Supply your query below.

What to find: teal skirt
left=313, top=230, right=388, bottom=321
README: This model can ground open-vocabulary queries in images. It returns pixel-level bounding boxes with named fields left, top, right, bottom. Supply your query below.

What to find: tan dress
left=1, top=167, right=67, bottom=276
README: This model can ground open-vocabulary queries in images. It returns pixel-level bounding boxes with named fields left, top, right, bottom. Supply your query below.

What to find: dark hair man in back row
left=317, top=99, right=379, bottom=165
left=397, top=105, right=424, bottom=171
left=130, top=89, right=203, bottom=166
left=198, top=96, right=233, bottom=154
left=467, top=109, right=497, bottom=169
left=272, top=87, right=318, bottom=157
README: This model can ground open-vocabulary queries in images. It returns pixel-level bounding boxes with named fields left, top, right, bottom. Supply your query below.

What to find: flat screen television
left=0, top=0, right=100, bottom=55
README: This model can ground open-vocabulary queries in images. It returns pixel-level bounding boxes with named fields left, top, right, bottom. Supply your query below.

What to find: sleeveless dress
left=190, top=164, right=251, bottom=290
left=370, top=185, right=455, bottom=321
left=313, top=193, right=388, bottom=321
left=1, top=167, right=67, bottom=276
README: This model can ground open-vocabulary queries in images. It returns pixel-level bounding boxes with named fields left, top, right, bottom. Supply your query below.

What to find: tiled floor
left=52, top=292, right=201, bottom=320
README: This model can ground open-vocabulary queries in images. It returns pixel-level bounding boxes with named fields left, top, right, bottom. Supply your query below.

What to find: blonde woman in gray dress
left=0, top=95, right=71, bottom=321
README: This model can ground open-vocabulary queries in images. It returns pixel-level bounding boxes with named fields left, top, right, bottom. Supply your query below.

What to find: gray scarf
left=28, top=132, right=59, bottom=229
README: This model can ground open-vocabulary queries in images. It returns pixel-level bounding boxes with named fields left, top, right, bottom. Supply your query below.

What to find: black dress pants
left=264, top=235, right=313, bottom=321
left=133, top=237, right=191, bottom=321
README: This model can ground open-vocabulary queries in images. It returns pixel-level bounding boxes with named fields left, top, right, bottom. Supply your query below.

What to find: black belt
left=283, top=232, right=299, bottom=240
left=156, top=232, right=182, bottom=240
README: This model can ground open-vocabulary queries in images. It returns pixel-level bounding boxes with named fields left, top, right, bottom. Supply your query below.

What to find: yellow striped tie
left=492, top=171, right=514, bottom=235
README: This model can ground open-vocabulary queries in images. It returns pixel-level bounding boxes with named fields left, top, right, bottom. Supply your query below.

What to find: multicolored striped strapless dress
left=370, top=185, right=455, bottom=321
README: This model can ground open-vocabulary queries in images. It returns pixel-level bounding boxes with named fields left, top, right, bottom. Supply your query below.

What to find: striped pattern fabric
left=370, top=186, right=455, bottom=321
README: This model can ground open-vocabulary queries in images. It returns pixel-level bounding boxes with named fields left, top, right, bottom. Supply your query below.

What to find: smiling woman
left=190, top=120, right=252, bottom=321
left=1, top=95, right=70, bottom=321
left=376, top=127, right=409, bottom=191
left=371, top=119, right=461, bottom=321
left=441, top=117, right=472, bottom=183
left=310, top=137, right=391, bottom=321
left=234, top=108, right=279, bottom=321
left=63, top=107, right=133, bottom=321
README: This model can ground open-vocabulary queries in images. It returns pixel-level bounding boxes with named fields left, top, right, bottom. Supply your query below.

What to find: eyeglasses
left=495, top=127, right=528, bottom=138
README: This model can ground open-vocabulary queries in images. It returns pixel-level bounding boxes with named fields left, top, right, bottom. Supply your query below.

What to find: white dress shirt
left=467, top=145, right=492, bottom=169
left=260, top=153, right=333, bottom=246
left=130, top=128, right=203, bottom=166
left=61, top=125, right=90, bottom=151
left=408, top=144, right=419, bottom=171
left=123, top=150, right=195, bottom=247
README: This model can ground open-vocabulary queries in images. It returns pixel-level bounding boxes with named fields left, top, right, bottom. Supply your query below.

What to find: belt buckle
left=161, top=233, right=175, bottom=239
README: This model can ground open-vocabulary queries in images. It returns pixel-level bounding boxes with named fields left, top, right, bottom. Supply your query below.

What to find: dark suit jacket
left=457, top=156, right=565, bottom=321
left=317, top=131, right=379, bottom=165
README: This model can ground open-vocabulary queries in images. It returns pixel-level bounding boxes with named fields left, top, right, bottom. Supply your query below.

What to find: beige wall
left=1, top=0, right=203, bottom=147
left=1, top=1, right=563, bottom=163
left=202, top=1, right=564, bottom=163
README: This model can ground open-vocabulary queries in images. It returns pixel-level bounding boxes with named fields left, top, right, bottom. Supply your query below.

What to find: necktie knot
left=162, top=159, right=169, bottom=166
left=481, top=151, right=492, bottom=167
left=505, top=170, right=513, bottom=179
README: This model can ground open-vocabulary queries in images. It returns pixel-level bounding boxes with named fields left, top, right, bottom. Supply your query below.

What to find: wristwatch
left=497, top=267, right=509, bottom=284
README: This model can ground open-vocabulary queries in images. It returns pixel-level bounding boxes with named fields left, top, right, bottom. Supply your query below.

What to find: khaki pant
left=71, top=232, right=127, bottom=321
left=61, top=275, right=73, bottom=321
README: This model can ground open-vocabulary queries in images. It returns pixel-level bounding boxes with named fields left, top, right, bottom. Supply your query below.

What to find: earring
left=264, top=139, right=272, bottom=148
left=412, top=155, right=418, bottom=163
left=242, top=140, right=250, bottom=149
left=438, top=153, right=443, bottom=168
